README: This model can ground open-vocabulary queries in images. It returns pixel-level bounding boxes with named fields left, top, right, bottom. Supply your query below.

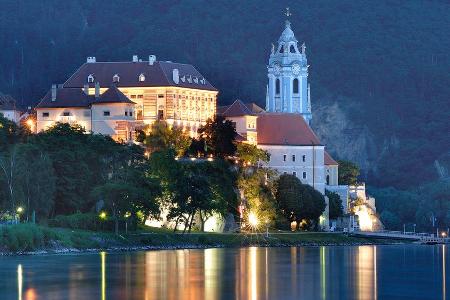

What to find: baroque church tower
left=266, top=19, right=312, bottom=124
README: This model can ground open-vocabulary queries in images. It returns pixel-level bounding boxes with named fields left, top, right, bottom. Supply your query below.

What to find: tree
left=325, top=190, right=344, bottom=219
left=145, top=121, right=191, bottom=156
left=236, top=143, right=269, bottom=166
left=337, top=160, right=360, bottom=185
left=197, top=116, right=237, bottom=158
left=15, top=143, right=56, bottom=221
left=276, top=174, right=326, bottom=230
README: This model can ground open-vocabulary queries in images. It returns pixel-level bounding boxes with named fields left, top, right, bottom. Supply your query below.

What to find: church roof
left=279, top=21, right=298, bottom=43
left=324, top=151, right=338, bottom=166
left=36, top=86, right=134, bottom=109
left=63, top=60, right=217, bottom=92
left=217, top=100, right=264, bottom=117
left=257, top=113, right=322, bottom=146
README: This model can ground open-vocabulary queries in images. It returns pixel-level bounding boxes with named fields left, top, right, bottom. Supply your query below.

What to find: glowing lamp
left=248, top=212, right=259, bottom=228
left=16, top=207, right=24, bottom=213
left=99, top=212, right=107, bottom=219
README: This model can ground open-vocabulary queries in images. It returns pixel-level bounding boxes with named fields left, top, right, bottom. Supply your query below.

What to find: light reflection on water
left=2, top=245, right=448, bottom=300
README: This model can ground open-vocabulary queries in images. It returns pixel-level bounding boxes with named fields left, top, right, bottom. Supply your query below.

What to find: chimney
left=148, top=55, right=156, bottom=65
left=51, top=84, right=57, bottom=101
left=132, top=55, right=138, bottom=62
left=95, top=82, right=100, bottom=98
left=83, top=84, right=89, bottom=95
left=172, top=69, right=179, bottom=84
left=87, top=56, right=96, bottom=63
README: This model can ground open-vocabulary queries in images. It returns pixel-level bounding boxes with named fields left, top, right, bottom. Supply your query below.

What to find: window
left=279, top=45, right=284, bottom=53
left=138, top=73, right=145, bottom=82
left=293, top=78, right=299, bottom=94
left=42, top=112, right=49, bottom=118
left=87, top=74, right=95, bottom=83
left=137, top=95, right=143, bottom=99
left=292, top=155, right=296, bottom=162
left=293, top=171, right=297, bottom=176
left=283, top=154, right=287, bottom=162
left=83, top=110, right=91, bottom=117
left=290, top=45, right=296, bottom=53
left=131, top=95, right=137, bottom=99
left=62, top=112, right=70, bottom=116
left=302, top=155, right=306, bottom=162
left=113, top=74, right=120, bottom=83
left=129, top=111, right=133, bottom=117
left=125, top=111, right=128, bottom=116
left=283, top=171, right=287, bottom=175
left=302, top=172, right=307, bottom=179
left=275, top=79, right=280, bottom=94
left=326, top=175, right=330, bottom=185
left=103, top=111, right=110, bottom=116
left=158, top=94, right=164, bottom=98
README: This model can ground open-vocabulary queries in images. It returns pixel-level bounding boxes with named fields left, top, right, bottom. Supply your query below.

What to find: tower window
left=290, top=45, right=296, bottom=53
left=279, top=45, right=284, bottom=53
left=302, top=155, right=306, bottom=162
left=87, top=74, right=95, bottom=83
left=292, top=155, right=296, bottom=162
left=293, top=78, right=299, bottom=94
left=275, top=79, right=280, bottom=94
left=302, top=172, right=307, bottom=179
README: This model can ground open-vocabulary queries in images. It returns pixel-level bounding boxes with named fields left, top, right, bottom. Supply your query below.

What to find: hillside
left=0, top=0, right=449, bottom=192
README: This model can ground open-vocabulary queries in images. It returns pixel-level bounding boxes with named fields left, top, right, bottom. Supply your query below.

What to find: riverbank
left=0, top=223, right=408, bottom=256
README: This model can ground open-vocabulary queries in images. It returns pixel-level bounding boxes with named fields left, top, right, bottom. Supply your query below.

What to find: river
left=0, top=245, right=447, bottom=300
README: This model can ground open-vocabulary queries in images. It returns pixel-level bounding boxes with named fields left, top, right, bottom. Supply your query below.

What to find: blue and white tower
left=266, top=20, right=312, bottom=124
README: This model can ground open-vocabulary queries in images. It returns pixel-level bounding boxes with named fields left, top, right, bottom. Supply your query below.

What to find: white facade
left=37, top=107, right=92, bottom=132
left=0, top=110, right=21, bottom=123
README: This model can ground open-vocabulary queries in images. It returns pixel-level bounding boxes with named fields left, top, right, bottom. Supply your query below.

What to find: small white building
left=36, top=84, right=136, bottom=142
left=0, top=93, right=22, bottom=123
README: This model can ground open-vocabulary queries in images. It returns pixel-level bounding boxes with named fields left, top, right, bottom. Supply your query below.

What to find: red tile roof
left=256, top=113, right=322, bottom=146
left=63, top=61, right=217, bottom=91
left=324, top=151, right=338, bottom=165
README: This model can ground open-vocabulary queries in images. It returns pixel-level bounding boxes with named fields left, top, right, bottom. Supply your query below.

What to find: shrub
left=48, top=213, right=102, bottom=231
left=0, top=224, right=49, bottom=251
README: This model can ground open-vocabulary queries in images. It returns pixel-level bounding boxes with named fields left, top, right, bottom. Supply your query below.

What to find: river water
left=0, top=245, right=448, bottom=300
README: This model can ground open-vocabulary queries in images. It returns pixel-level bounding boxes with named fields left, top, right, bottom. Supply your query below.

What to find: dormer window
left=113, top=74, right=120, bottom=83
left=138, top=73, right=145, bottom=82
left=290, top=45, right=296, bottom=53
left=279, top=45, right=284, bottom=53
left=87, top=74, right=95, bottom=83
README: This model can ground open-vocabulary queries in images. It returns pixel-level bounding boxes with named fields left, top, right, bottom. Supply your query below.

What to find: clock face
left=292, top=63, right=301, bottom=75
left=273, top=64, right=281, bottom=75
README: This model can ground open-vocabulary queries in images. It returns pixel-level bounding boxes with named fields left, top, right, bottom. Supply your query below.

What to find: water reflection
left=5, top=245, right=449, bottom=300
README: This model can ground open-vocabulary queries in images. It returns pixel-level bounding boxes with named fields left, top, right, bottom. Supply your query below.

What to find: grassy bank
left=0, top=224, right=404, bottom=254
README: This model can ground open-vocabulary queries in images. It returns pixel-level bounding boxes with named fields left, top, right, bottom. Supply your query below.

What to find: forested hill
left=0, top=0, right=449, bottom=190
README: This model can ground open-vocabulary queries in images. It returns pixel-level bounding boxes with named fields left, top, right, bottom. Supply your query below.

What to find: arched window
left=290, top=45, right=296, bottom=53
left=113, top=74, right=120, bottom=83
left=293, top=78, right=299, bottom=94
left=275, top=79, right=280, bottom=94
left=279, top=45, right=284, bottom=53
left=87, top=74, right=95, bottom=83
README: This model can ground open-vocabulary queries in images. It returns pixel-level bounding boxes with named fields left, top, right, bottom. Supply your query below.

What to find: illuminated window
left=276, top=79, right=280, bottom=94
left=137, top=95, right=143, bottom=99
left=293, top=78, right=299, bottom=94
left=131, top=95, right=136, bottom=99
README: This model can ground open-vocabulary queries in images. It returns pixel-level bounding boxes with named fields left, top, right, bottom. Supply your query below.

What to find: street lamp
left=16, top=207, right=24, bottom=224
left=99, top=211, right=107, bottom=220
left=124, top=212, right=131, bottom=234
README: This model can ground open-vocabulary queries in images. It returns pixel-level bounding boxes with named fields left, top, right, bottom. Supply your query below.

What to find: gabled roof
left=257, top=113, right=322, bottom=146
left=218, top=100, right=265, bottom=117
left=36, top=87, right=134, bottom=109
left=0, top=93, right=19, bottom=111
left=92, top=86, right=135, bottom=105
left=325, top=151, right=338, bottom=166
left=36, top=88, right=93, bottom=108
left=63, top=60, right=217, bottom=91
